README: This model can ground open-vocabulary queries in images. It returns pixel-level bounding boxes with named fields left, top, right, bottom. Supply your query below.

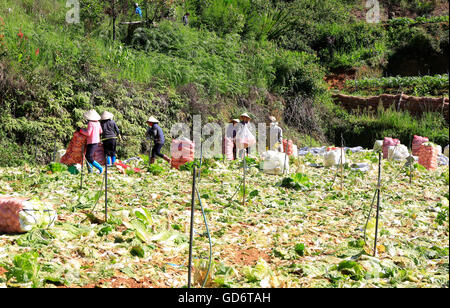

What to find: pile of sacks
left=0, top=196, right=57, bottom=234
left=261, top=151, right=289, bottom=175
left=171, top=138, right=195, bottom=169
left=324, top=147, right=346, bottom=168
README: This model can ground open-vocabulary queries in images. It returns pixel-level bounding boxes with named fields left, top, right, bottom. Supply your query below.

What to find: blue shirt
left=146, top=124, right=165, bottom=144
left=136, top=7, right=142, bottom=17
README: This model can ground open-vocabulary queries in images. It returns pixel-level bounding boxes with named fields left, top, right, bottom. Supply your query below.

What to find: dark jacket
left=100, top=119, right=120, bottom=140
left=146, top=124, right=165, bottom=144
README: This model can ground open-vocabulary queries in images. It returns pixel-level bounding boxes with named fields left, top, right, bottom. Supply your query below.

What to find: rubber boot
left=112, top=156, right=116, bottom=165
left=162, top=155, right=171, bottom=164
left=87, top=162, right=94, bottom=173
left=107, top=156, right=112, bottom=167
left=92, top=161, right=103, bottom=174
left=150, top=157, right=156, bottom=164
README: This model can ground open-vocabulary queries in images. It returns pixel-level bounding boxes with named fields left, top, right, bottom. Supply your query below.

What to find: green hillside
left=0, top=0, right=449, bottom=166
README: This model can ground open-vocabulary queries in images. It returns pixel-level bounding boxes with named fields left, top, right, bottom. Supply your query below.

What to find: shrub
left=328, top=106, right=449, bottom=148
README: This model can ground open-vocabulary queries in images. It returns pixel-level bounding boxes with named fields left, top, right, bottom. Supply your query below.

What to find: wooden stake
left=188, top=166, right=197, bottom=288
left=105, top=161, right=108, bottom=222
left=340, top=147, right=344, bottom=191
left=374, top=152, right=382, bottom=257
left=243, top=154, right=246, bottom=207
left=80, top=144, right=85, bottom=190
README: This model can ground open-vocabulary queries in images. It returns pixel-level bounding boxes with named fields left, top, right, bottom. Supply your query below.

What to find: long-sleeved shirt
left=135, top=7, right=142, bottom=17
left=226, top=123, right=237, bottom=139
left=100, top=119, right=120, bottom=140
left=270, top=123, right=283, bottom=143
left=80, top=121, right=103, bottom=145
left=146, top=124, right=165, bottom=144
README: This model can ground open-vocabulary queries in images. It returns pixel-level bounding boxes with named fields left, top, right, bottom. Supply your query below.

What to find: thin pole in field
left=104, top=160, right=108, bottom=222
left=188, top=166, right=197, bottom=288
left=374, top=152, right=382, bottom=257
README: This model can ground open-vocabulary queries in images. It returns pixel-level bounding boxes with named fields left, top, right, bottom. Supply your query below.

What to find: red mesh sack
left=92, top=143, right=106, bottom=166
left=412, top=135, right=429, bottom=156
left=0, top=197, right=26, bottom=234
left=418, top=144, right=438, bottom=170
left=171, top=139, right=195, bottom=169
left=61, top=131, right=87, bottom=165
left=283, top=139, right=294, bottom=156
left=224, top=137, right=234, bottom=161
left=383, top=137, right=400, bottom=159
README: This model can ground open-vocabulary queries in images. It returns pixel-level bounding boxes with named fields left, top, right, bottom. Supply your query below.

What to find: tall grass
left=329, top=105, right=449, bottom=148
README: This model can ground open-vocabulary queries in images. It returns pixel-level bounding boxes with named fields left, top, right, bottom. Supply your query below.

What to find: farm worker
left=268, top=116, right=283, bottom=152
left=146, top=116, right=171, bottom=165
left=100, top=111, right=121, bottom=167
left=226, top=118, right=239, bottom=160
left=237, top=113, right=253, bottom=157
left=183, top=12, right=190, bottom=26
left=79, top=110, right=103, bottom=174
left=135, top=3, right=143, bottom=18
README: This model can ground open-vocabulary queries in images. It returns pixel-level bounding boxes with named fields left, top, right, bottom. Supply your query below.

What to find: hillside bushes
left=328, top=107, right=449, bottom=148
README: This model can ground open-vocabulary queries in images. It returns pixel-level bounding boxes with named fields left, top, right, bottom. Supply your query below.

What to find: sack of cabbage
left=261, top=151, right=289, bottom=175
left=0, top=196, right=57, bottom=234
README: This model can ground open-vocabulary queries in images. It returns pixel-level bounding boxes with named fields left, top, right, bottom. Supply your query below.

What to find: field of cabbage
left=0, top=150, right=448, bottom=288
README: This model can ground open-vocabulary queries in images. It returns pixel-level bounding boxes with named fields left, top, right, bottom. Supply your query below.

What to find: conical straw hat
left=83, top=110, right=101, bottom=121
left=229, top=118, right=239, bottom=123
left=269, top=116, right=277, bottom=122
left=101, top=111, right=114, bottom=120
left=147, top=116, right=159, bottom=123
left=240, top=113, right=251, bottom=120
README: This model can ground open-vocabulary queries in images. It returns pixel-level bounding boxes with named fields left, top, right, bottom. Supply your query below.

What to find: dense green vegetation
left=345, top=74, right=449, bottom=96
left=0, top=0, right=448, bottom=166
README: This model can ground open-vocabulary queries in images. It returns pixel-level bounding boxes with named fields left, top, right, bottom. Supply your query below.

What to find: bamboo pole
left=373, top=152, right=382, bottom=257
left=188, top=166, right=197, bottom=288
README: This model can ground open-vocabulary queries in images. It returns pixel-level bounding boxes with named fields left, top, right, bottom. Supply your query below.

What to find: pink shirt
left=80, top=121, right=103, bottom=144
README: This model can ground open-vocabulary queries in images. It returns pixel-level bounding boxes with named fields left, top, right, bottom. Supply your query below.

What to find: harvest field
left=0, top=151, right=448, bottom=288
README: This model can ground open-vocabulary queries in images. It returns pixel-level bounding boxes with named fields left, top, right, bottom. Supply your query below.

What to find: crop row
left=386, top=15, right=449, bottom=27
left=346, top=74, right=449, bottom=90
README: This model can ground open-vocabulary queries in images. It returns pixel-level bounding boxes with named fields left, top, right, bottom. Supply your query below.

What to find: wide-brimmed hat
left=146, top=116, right=159, bottom=124
left=269, top=116, right=277, bottom=123
left=83, top=110, right=101, bottom=121
left=229, top=118, right=239, bottom=123
left=101, top=111, right=114, bottom=121
left=240, top=113, right=251, bottom=120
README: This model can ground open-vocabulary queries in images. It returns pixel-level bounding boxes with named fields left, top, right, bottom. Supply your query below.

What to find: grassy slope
left=0, top=0, right=331, bottom=166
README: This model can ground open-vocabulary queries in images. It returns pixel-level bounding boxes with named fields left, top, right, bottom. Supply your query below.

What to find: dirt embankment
left=332, top=93, right=449, bottom=121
